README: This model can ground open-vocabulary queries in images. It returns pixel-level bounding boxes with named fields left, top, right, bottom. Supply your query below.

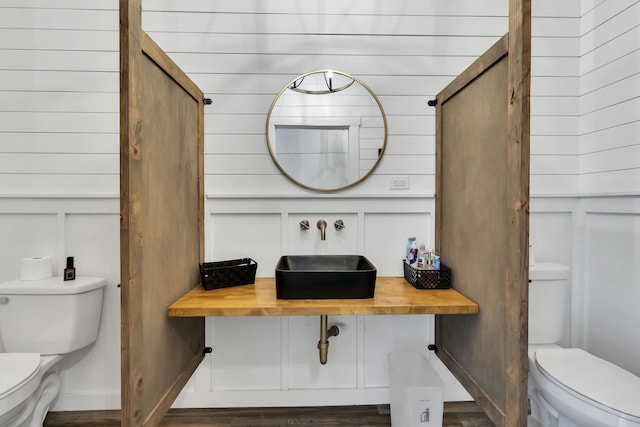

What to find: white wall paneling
left=579, top=0, right=640, bottom=195
left=580, top=196, right=640, bottom=377
left=58, top=212, right=121, bottom=407
left=0, top=197, right=121, bottom=409
left=288, top=315, right=358, bottom=390
left=0, top=195, right=583, bottom=410
left=530, top=197, right=578, bottom=348
left=1, top=0, right=639, bottom=413
left=287, top=214, right=359, bottom=256
left=208, top=212, right=282, bottom=278
left=0, top=0, right=582, bottom=196
left=362, top=315, right=431, bottom=389
left=186, top=195, right=471, bottom=407
left=210, top=316, right=283, bottom=391
left=572, top=0, right=640, bottom=379
left=0, top=213, right=58, bottom=282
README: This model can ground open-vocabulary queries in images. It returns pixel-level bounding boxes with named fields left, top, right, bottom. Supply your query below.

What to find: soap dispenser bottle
left=417, top=243, right=427, bottom=269
left=409, top=240, right=418, bottom=266
left=405, top=237, right=417, bottom=264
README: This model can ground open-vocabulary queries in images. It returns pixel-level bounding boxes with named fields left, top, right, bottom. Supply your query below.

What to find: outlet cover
left=389, top=175, right=410, bottom=190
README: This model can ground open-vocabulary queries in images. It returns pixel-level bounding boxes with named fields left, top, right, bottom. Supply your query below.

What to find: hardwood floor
left=44, top=402, right=495, bottom=427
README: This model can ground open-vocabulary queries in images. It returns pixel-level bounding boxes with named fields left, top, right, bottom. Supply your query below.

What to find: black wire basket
left=199, top=258, right=257, bottom=291
left=403, top=261, right=451, bottom=290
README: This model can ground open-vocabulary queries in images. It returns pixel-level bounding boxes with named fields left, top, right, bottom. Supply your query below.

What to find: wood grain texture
left=436, top=34, right=509, bottom=106
left=436, top=54, right=510, bottom=425
left=505, top=0, right=531, bottom=425
left=168, top=277, right=478, bottom=317
left=120, top=2, right=206, bottom=425
left=433, top=1, right=530, bottom=425
left=119, top=1, right=141, bottom=424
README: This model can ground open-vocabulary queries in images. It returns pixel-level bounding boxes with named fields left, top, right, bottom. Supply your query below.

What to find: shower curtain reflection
left=274, top=125, right=356, bottom=189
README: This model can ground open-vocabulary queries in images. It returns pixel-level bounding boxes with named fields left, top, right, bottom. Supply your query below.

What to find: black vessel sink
left=275, top=255, right=377, bottom=299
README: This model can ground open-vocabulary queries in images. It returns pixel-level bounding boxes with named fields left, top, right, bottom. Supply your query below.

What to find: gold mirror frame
left=266, top=70, right=388, bottom=192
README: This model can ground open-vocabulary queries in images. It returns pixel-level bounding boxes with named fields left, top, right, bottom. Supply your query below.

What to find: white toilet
left=528, top=263, right=640, bottom=427
left=0, top=276, right=106, bottom=427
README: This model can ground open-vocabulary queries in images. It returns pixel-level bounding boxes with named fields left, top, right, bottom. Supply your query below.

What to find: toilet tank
left=0, top=276, right=106, bottom=355
left=529, top=263, right=570, bottom=345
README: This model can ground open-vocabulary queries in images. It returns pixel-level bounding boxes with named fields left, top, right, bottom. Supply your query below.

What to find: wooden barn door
left=120, top=1, right=206, bottom=426
left=434, top=2, right=531, bottom=426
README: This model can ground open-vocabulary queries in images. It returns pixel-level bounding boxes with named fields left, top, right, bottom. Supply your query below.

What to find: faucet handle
left=334, top=219, right=345, bottom=230
left=299, top=220, right=310, bottom=230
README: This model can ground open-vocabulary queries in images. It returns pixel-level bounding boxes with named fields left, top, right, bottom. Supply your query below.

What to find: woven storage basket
left=403, top=261, right=451, bottom=290
left=199, top=258, right=257, bottom=291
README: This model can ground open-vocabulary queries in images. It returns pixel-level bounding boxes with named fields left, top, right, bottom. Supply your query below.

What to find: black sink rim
left=275, top=255, right=377, bottom=299
left=276, top=254, right=376, bottom=273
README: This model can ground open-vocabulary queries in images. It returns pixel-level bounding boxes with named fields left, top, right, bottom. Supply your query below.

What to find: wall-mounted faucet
left=317, top=220, right=327, bottom=240
left=300, top=219, right=343, bottom=240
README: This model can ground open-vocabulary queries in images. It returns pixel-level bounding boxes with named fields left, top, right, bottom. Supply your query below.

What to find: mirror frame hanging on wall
left=266, top=70, right=388, bottom=192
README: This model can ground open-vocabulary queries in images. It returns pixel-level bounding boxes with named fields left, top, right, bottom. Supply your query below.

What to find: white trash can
left=388, top=351, right=444, bottom=427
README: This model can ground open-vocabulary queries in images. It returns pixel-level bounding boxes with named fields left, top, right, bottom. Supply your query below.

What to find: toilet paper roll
left=20, top=256, right=53, bottom=281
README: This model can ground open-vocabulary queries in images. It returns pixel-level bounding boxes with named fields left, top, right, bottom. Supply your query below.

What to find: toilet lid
left=0, top=353, right=41, bottom=398
left=536, top=348, right=640, bottom=419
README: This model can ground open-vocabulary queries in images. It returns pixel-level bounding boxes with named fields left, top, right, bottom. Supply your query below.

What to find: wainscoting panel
left=288, top=315, right=358, bottom=390
left=0, top=195, right=581, bottom=410
left=0, top=213, right=58, bottom=281
left=582, top=196, right=640, bottom=377
left=362, top=315, right=431, bottom=388
left=0, top=197, right=121, bottom=410
left=209, top=316, right=282, bottom=391
left=60, top=213, right=121, bottom=401
left=191, top=195, right=454, bottom=407
left=288, top=214, right=359, bottom=255
left=364, top=212, right=433, bottom=276
left=530, top=198, right=577, bottom=347
left=208, top=212, right=282, bottom=277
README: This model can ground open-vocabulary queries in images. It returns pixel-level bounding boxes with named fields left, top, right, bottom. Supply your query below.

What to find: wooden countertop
left=168, top=277, right=478, bottom=317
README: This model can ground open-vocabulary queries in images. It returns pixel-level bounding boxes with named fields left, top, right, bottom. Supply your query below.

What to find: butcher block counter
left=168, top=277, right=478, bottom=317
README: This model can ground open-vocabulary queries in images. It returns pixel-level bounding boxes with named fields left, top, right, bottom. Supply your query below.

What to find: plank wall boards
left=119, top=1, right=206, bottom=426
left=3, top=1, right=640, bottom=424
left=434, top=1, right=531, bottom=424
left=119, top=1, right=529, bottom=426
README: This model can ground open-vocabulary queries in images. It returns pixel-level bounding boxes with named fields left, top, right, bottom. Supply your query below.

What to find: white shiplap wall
left=579, top=0, right=640, bottom=195
left=0, top=2, right=119, bottom=195
left=577, top=0, right=640, bottom=378
left=5, top=0, right=639, bottom=413
left=144, top=1, right=506, bottom=196
left=0, top=0, right=582, bottom=197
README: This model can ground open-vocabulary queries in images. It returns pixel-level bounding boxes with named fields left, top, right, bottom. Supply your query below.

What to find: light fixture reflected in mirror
left=289, top=71, right=355, bottom=95
left=266, top=70, right=387, bottom=192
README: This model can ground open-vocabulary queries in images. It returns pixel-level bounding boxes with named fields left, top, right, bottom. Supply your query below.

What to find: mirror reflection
left=266, top=70, right=387, bottom=191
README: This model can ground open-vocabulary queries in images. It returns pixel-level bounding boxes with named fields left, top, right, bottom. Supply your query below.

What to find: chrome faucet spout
left=317, top=220, right=327, bottom=240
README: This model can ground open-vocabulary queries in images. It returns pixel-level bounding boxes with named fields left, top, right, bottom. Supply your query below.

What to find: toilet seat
left=536, top=348, right=640, bottom=421
left=0, top=353, right=41, bottom=414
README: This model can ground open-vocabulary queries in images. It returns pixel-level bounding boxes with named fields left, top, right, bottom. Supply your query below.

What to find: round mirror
left=266, top=70, right=387, bottom=192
